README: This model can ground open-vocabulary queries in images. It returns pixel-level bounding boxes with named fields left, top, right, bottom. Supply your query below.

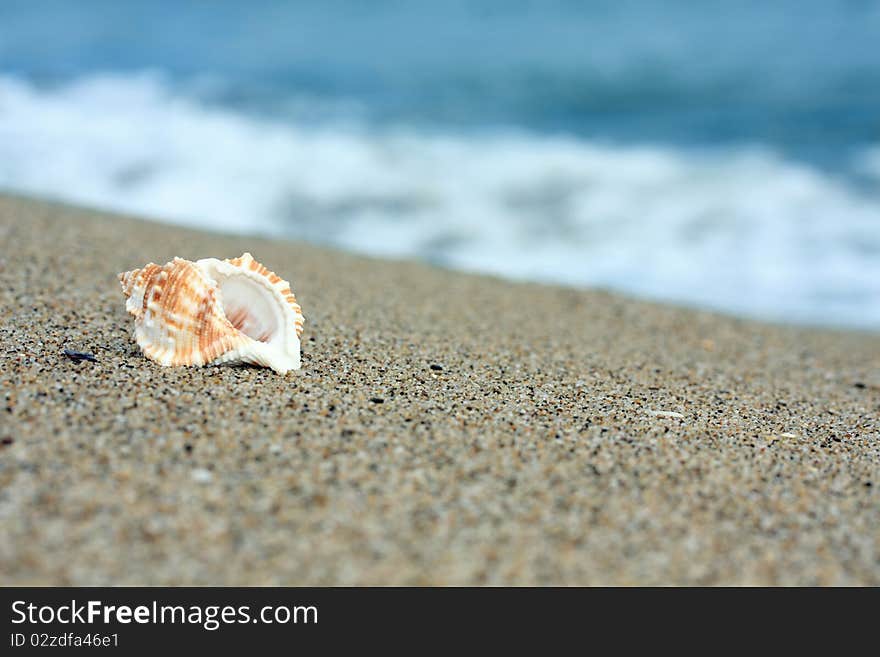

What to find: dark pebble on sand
left=63, top=350, right=97, bottom=363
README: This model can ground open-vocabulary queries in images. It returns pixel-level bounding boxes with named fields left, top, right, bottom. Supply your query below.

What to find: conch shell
left=118, top=253, right=304, bottom=374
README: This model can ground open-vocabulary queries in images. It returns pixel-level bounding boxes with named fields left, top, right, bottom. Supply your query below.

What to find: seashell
left=118, top=252, right=304, bottom=374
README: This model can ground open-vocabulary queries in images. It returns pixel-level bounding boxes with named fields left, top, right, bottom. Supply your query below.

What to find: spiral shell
left=118, top=253, right=303, bottom=374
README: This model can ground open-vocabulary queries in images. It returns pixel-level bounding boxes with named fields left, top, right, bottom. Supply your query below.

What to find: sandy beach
left=1, top=193, right=878, bottom=585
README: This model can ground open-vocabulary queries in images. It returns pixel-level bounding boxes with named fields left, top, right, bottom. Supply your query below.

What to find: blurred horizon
left=1, top=0, right=879, bottom=328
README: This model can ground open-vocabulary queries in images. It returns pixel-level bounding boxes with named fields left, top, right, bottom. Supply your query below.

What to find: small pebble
left=191, top=468, right=213, bottom=484
left=648, top=410, right=685, bottom=418
left=63, top=350, right=97, bottom=363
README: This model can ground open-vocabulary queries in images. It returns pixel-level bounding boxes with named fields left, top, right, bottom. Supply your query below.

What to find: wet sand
left=1, top=193, right=878, bottom=585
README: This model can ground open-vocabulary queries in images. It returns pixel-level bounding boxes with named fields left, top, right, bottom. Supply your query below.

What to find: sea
left=1, top=0, right=878, bottom=329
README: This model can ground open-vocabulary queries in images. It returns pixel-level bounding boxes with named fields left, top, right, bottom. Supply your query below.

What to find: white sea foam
left=1, top=73, right=878, bottom=328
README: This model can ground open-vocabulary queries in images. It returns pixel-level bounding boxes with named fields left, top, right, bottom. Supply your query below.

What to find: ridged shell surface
left=118, top=253, right=303, bottom=374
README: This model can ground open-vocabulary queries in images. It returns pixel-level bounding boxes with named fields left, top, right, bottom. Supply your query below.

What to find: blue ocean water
left=1, top=1, right=879, bottom=327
